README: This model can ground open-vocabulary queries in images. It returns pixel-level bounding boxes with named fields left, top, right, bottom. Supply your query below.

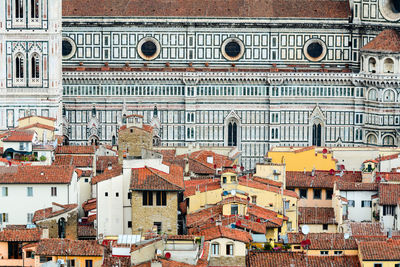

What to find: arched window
left=31, top=54, right=40, bottom=81
left=312, top=123, right=322, bottom=146
left=58, top=218, right=66, bottom=238
left=15, top=0, right=24, bottom=19
left=368, top=89, right=378, bottom=101
left=15, top=54, right=25, bottom=83
left=228, top=121, right=237, bottom=146
left=366, top=134, right=378, bottom=145
left=368, top=57, right=377, bottom=73
left=384, top=58, right=394, bottom=73
left=383, top=135, right=395, bottom=146
left=30, top=0, right=39, bottom=19
left=112, top=135, right=116, bottom=146
left=383, top=90, right=395, bottom=102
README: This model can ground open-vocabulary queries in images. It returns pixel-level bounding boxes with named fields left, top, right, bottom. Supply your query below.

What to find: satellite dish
left=156, top=249, right=162, bottom=255
left=344, top=233, right=350, bottom=239
left=231, top=190, right=236, bottom=196
left=301, top=225, right=310, bottom=235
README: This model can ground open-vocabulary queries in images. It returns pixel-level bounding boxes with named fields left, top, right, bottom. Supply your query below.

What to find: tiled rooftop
left=54, top=155, right=93, bottom=168
left=0, top=165, right=75, bottom=184
left=19, top=123, right=55, bottom=131
left=287, top=233, right=358, bottom=250
left=130, top=165, right=184, bottom=191
left=3, top=130, right=35, bottom=142
left=36, top=239, right=104, bottom=256
left=298, top=207, right=336, bottom=225
left=91, top=165, right=123, bottom=184
left=286, top=170, right=361, bottom=189
left=349, top=222, right=385, bottom=238
left=199, top=225, right=252, bottom=243
left=0, top=228, right=42, bottom=242
left=62, top=0, right=350, bottom=19
left=361, top=29, right=400, bottom=53
left=359, top=240, right=400, bottom=261
left=33, top=203, right=78, bottom=223
left=239, top=176, right=298, bottom=198
left=379, top=183, right=400, bottom=205
left=56, top=145, right=96, bottom=155
left=336, top=181, right=378, bottom=191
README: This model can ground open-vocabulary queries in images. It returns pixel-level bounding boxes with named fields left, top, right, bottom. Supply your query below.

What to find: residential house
left=2, top=130, right=37, bottom=160
left=287, top=233, right=358, bottom=256
left=358, top=240, right=400, bottom=267
left=0, top=227, right=43, bottom=266
left=254, top=161, right=286, bottom=188
left=298, top=207, right=337, bottom=233
left=17, top=116, right=57, bottom=143
left=130, top=163, right=185, bottom=235
left=199, top=225, right=251, bottom=267
left=33, top=203, right=78, bottom=239
left=0, top=165, right=78, bottom=226
left=35, top=239, right=104, bottom=267
left=378, top=183, right=400, bottom=231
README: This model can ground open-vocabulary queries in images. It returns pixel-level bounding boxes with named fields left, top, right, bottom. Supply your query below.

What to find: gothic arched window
left=31, top=54, right=40, bottom=81
left=367, top=134, right=378, bottom=145
left=383, top=135, right=395, bottom=146
left=58, top=218, right=66, bottom=238
left=312, top=123, right=322, bottom=146
left=15, top=0, right=24, bottom=19
left=15, top=54, right=25, bottom=84
left=30, top=0, right=39, bottom=19
left=228, top=121, right=237, bottom=146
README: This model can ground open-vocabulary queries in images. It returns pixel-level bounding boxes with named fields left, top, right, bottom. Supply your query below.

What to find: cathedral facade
left=1, top=0, right=400, bottom=168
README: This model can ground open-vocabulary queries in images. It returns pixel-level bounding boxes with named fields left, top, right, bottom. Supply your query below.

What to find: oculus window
left=221, top=38, right=245, bottom=61
left=379, top=0, right=400, bottom=21
left=303, top=39, right=327, bottom=62
left=62, top=37, right=76, bottom=60
left=137, top=37, right=161, bottom=60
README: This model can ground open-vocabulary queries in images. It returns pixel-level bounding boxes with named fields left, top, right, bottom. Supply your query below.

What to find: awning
left=2, top=148, right=32, bottom=158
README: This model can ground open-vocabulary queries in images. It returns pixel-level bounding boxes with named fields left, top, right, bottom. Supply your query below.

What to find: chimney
left=311, top=168, right=315, bottom=177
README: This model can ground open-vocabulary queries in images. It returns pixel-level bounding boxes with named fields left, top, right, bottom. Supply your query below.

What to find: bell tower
left=0, top=0, right=62, bottom=131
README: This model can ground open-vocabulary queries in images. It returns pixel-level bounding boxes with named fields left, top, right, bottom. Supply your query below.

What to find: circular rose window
left=221, top=38, right=245, bottom=61
left=303, top=39, right=327, bottom=62
left=379, top=0, right=400, bottom=21
left=62, top=37, right=76, bottom=60
left=137, top=37, right=161, bottom=60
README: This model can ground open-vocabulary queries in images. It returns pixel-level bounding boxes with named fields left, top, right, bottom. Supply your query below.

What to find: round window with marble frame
left=137, top=37, right=161, bottom=61
left=303, top=38, right=327, bottom=62
left=221, top=37, right=245, bottom=61
left=62, top=36, right=76, bottom=60
left=379, top=0, right=400, bottom=22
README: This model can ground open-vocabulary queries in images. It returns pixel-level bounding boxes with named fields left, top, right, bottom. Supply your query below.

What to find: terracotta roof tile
left=336, top=181, right=378, bottom=191
left=177, top=150, right=233, bottom=170
left=253, top=176, right=283, bottom=188
left=62, top=0, right=350, bottom=19
left=3, top=130, right=35, bottom=142
left=186, top=206, right=223, bottom=227
left=349, top=222, right=385, bottom=238
left=298, top=207, right=336, bottom=225
left=18, top=115, right=56, bottom=122
left=91, top=165, right=123, bottom=184
left=361, top=29, right=400, bottom=53
left=0, top=228, right=42, bottom=242
left=19, top=123, right=55, bottom=131
left=56, top=145, right=96, bottom=155
left=199, top=225, right=252, bottom=243
left=96, top=156, right=119, bottom=171
left=184, top=180, right=221, bottom=197
left=286, top=170, right=361, bottom=189
left=359, top=240, right=400, bottom=261
left=36, top=239, right=104, bottom=256
left=78, top=225, right=97, bottom=238
left=33, top=203, right=78, bottom=223
left=379, top=183, right=400, bottom=205
left=239, top=176, right=298, bottom=198
left=247, top=204, right=287, bottom=226
left=54, top=155, right=93, bottom=168
left=376, top=153, right=400, bottom=162
left=82, top=198, right=96, bottom=212
left=247, top=251, right=360, bottom=267
left=379, top=172, right=400, bottom=182
left=287, top=233, right=358, bottom=250
left=0, top=165, right=75, bottom=184
left=130, top=165, right=184, bottom=191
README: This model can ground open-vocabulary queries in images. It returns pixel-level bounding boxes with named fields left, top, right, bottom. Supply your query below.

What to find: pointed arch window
left=228, top=121, right=237, bottom=146
left=30, top=0, right=40, bottom=19
left=15, top=0, right=24, bottom=19
left=30, top=54, right=40, bottom=84
left=15, top=54, right=25, bottom=85
left=312, top=123, right=322, bottom=146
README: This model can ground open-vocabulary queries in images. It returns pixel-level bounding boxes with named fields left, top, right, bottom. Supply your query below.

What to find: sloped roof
left=361, top=29, right=400, bottom=53
left=298, top=207, right=336, bottom=225
left=54, top=155, right=93, bottom=168
left=3, top=130, right=35, bottom=142
left=0, top=228, right=42, bottom=242
left=379, top=183, right=400, bottom=205
left=62, top=0, right=350, bottom=19
left=96, top=156, right=118, bottom=171
left=349, top=222, right=385, bottom=238
left=286, top=170, right=361, bottom=189
left=130, top=165, right=184, bottom=191
left=33, top=203, right=78, bottom=223
left=36, top=239, right=104, bottom=256
left=359, top=240, right=400, bottom=261
left=19, top=123, right=55, bottom=131
left=91, top=165, right=123, bottom=184
left=336, top=181, right=378, bottom=191
left=287, top=233, right=358, bottom=250
left=56, top=145, right=96, bottom=154
left=239, top=176, right=298, bottom=198
left=0, top=165, right=75, bottom=184
left=247, top=251, right=360, bottom=267
left=199, top=225, right=252, bottom=243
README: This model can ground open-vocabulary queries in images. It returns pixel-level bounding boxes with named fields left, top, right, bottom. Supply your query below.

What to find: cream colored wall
left=28, top=127, right=55, bottom=142
left=187, top=188, right=223, bottom=213
left=307, top=249, right=358, bottom=256
left=268, top=149, right=336, bottom=172
left=18, top=116, right=54, bottom=128
left=254, top=163, right=286, bottom=187
left=36, top=255, right=103, bottom=267
left=295, top=188, right=333, bottom=208
left=222, top=203, right=246, bottom=216
left=0, top=242, right=7, bottom=259
left=210, top=238, right=246, bottom=257
left=361, top=261, right=400, bottom=267
left=131, top=240, right=164, bottom=266
left=299, top=224, right=337, bottom=233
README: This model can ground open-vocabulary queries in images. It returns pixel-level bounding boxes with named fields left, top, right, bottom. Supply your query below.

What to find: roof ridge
left=147, top=166, right=184, bottom=190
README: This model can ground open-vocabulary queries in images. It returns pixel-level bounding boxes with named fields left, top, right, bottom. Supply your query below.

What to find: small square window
left=128, top=221, right=132, bottom=228
left=84, top=178, right=89, bottom=183
left=348, top=200, right=355, bottom=207
left=374, top=264, right=382, bottom=267
left=105, top=192, right=108, bottom=197
left=116, top=192, right=119, bottom=197
left=128, top=192, right=132, bottom=199
left=313, top=189, right=321, bottom=199
left=323, top=224, right=328, bottom=230
left=293, top=245, right=301, bottom=250
left=334, top=251, right=343, bottom=255
left=320, top=251, right=329, bottom=255
left=326, top=189, right=333, bottom=200
left=299, top=189, right=307, bottom=199
left=27, top=187, right=33, bottom=197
